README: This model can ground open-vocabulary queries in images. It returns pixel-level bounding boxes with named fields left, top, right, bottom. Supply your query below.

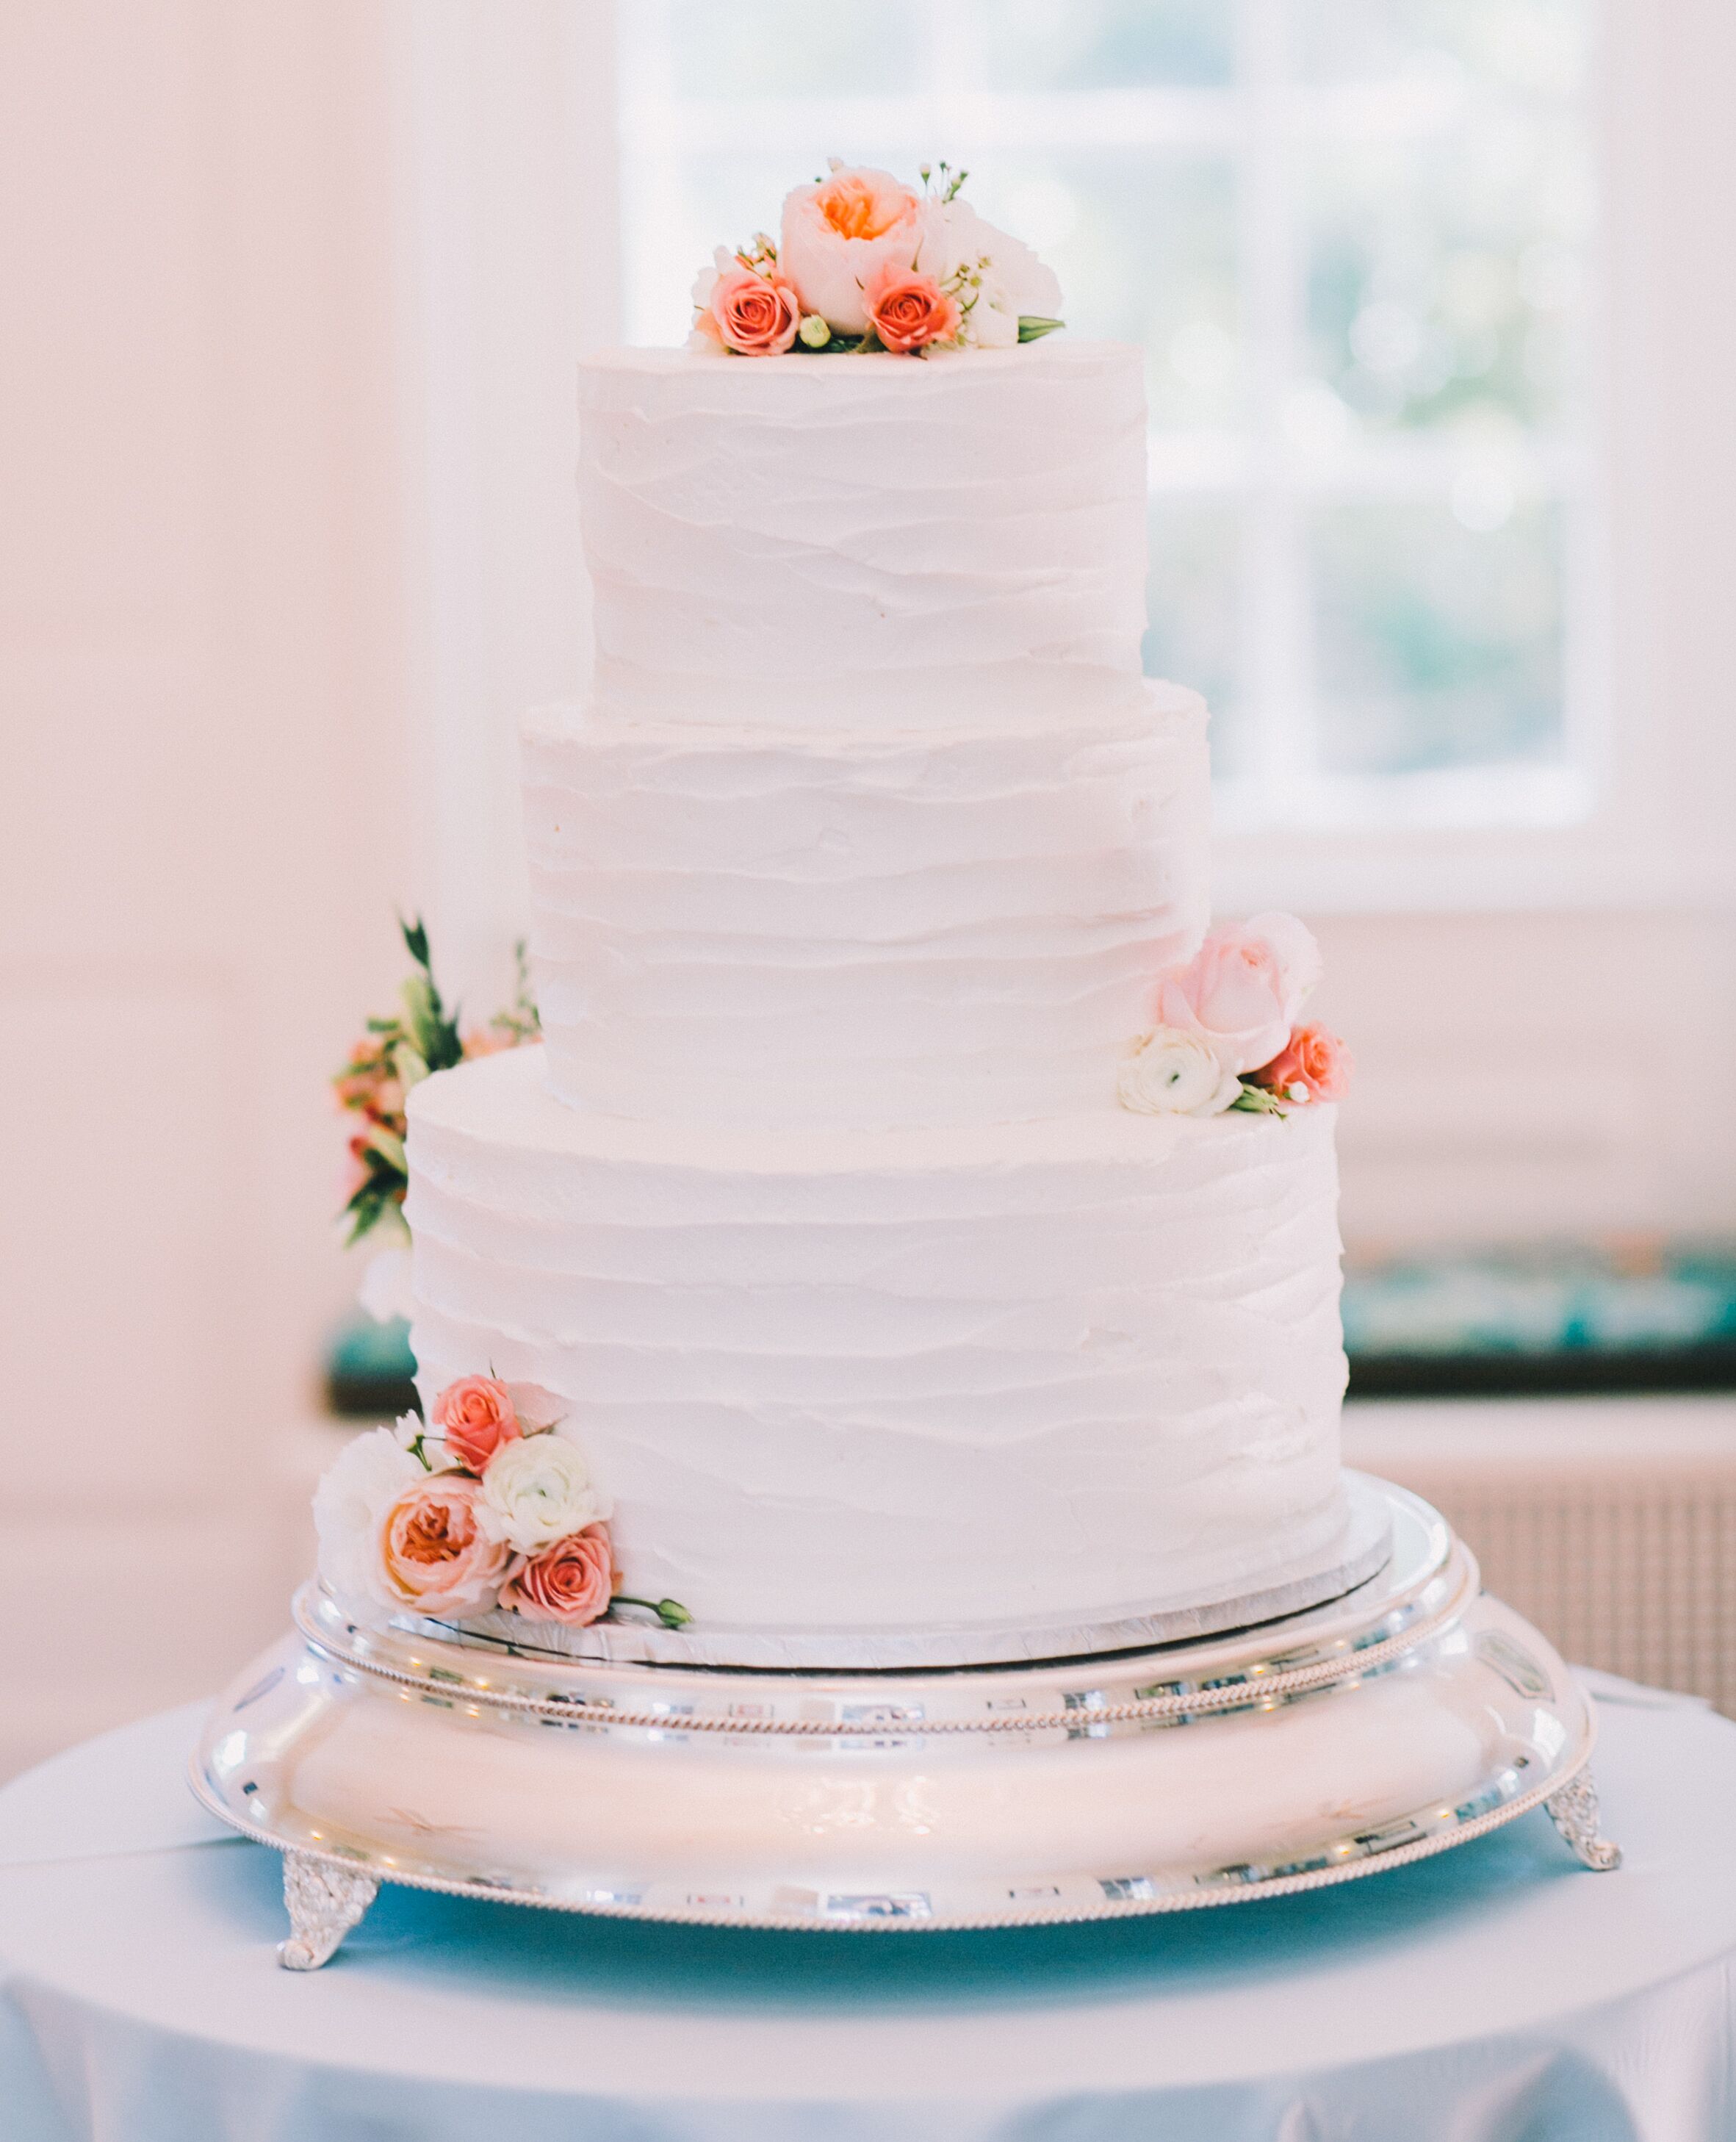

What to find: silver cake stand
left=190, top=1477, right=1620, bottom=1968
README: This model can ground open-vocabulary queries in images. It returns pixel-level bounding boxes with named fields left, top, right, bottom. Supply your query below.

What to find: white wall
left=0, top=1, right=415, bottom=1778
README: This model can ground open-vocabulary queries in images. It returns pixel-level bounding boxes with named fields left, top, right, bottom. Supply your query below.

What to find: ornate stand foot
left=278, top=1851, right=380, bottom=1969
left=1545, top=1767, right=1623, bottom=1871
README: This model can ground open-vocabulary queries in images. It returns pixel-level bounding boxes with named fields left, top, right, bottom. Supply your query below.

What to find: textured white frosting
left=578, top=342, right=1149, bottom=728
left=406, top=1048, right=1350, bottom=1639
left=522, top=683, right=1209, bottom=1131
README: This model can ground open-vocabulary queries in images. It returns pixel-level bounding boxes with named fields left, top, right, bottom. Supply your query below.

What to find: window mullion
left=1236, top=0, right=1315, bottom=821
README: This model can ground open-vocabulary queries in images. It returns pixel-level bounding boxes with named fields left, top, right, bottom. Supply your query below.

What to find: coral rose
left=432, top=1374, right=522, bottom=1473
left=779, top=162, right=922, bottom=333
left=378, top=1475, right=509, bottom=1617
left=500, top=1523, right=618, bottom=1625
left=862, top=260, right=962, bottom=354
left=694, top=261, right=802, bottom=356
left=1253, top=1024, right=1353, bottom=1104
left=1155, top=913, right=1322, bottom=1079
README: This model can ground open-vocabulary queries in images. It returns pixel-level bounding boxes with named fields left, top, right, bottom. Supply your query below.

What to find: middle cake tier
left=522, top=680, right=1209, bottom=1132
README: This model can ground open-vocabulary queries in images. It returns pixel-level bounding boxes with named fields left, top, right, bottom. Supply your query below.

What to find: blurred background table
left=3, top=1680, right=1734, bottom=2142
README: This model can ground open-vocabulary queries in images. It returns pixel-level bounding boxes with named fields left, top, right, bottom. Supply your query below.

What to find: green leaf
left=1017, top=316, right=1065, bottom=342
left=425, top=1018, right=466, bottom=1073
left=1228, top=1083, right=1289, bottom=1115
left=400, top=914, right=431, bottom=973
left=361, top=1126, right=407, bottom=1172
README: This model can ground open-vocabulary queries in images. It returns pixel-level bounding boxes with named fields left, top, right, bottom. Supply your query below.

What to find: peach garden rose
left=378, top=1474, right=510, bottom=1617
left=779, top=162, right=923, bottom=333
left=500, top=1523, right=618, bottom=1625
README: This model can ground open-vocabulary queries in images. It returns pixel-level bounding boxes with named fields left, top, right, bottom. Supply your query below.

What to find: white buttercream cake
left=400, top=339, right=1356, bottom=1653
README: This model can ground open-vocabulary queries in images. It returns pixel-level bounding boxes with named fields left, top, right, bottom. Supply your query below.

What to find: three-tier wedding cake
left=317, top=162, right=1369, bottom=1667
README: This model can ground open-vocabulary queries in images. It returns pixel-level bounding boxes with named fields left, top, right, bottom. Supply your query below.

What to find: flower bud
left=798, top=314, right=832, bottom=348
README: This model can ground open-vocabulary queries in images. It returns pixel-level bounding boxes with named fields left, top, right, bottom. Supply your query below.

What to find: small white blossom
left=313, top=1428, right=422, bottom=1606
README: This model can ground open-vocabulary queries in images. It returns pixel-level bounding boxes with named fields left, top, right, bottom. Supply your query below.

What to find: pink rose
left=500, top=1523, right=617, bottom=1626
left=1253, top=1024, right=1353, bottom=1104
left=378, top=1474, right=509, bottom=1616
left=1154, top=912, right=1322, bottom=1078
left=862, top=261, right=962, bottom=355
left=779, top=163, right=923, bottom=333
left=432, top=1375, right=522, bottom=1473
left=694, top=264, right=801, bottom=356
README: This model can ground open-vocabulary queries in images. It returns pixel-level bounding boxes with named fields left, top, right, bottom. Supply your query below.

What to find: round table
left=1, top=1678, right=1732, bottom=2142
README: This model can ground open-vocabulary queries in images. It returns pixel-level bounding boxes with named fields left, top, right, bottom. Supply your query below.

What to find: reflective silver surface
left=191, top=1480, right=1613, bottom=1952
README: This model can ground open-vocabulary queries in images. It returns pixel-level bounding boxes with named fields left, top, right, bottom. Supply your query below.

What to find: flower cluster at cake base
left=314, top=1375, right=690, bottom=1632
left=1117, top=913, right=1353, bottom=1119
left=690, top=159, right=1065, bottom=359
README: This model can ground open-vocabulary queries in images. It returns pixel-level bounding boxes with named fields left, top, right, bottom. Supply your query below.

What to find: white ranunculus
left=313, top=1426, right=422, bottom=1605
left=779, top=163, right=924, bottom=334
left=1117, top=1027, right=1242, bottom=1118
left=480, top=1430, right=610, bottom=1556
left=916, top=198, right=1063, bottom=348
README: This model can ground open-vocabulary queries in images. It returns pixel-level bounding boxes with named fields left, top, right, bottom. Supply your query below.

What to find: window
left=616, top=0, right=1599, bottom=836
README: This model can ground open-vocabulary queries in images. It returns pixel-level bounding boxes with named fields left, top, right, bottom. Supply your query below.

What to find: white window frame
left=391, top=0, right=1736, bottom=940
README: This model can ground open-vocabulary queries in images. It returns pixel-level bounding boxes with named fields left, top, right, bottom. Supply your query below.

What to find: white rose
left=480, top=1430, right=610, bottom=1556
left=1117, top=1028, right=1242, bottom=1118
left=687, top=245, right=730, bottom=352
left=1244, top=910, right=1324, bottom=1021
left=313, top=1426, right=422, bottom=1605
left=915, top=198, right=1063, bottom=348
left=779, top=162, right=924, bottom=334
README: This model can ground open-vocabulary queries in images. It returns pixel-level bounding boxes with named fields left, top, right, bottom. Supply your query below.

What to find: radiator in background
left=1343, top=1397, right=1736, bottom=1715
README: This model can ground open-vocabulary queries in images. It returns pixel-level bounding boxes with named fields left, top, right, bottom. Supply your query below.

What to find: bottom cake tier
left=403, top=1046, right=1353, bottom=1653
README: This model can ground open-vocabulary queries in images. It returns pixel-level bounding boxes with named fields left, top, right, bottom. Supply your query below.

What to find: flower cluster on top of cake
left=690, top=159, right=1065, bottom=359
left=1118, top=912, right=1353, bottom=1119
left=314, top=1374, right=691, bottom=1632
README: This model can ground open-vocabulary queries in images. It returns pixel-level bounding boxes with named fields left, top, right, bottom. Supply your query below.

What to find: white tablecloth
left=1, top=1678, right=1732, bottom=2142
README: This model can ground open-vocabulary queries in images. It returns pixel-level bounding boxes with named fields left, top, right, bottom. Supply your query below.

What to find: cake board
left=190, top=1476, right=1620, bottom=1966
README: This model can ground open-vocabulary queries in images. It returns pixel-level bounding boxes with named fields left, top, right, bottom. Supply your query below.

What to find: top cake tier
left=580, top=341, right=1148, bottom=730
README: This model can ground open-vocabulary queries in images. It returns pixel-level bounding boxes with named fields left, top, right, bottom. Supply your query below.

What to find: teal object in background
left=1343, top=1240, right=1736, bottom=1398
left=326, top=1316, right=417, bottom=1417
left=324, top=1240, right=1736, bottom=1417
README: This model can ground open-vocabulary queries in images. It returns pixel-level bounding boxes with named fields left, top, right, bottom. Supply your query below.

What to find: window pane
left=969, top=0, right=1235, bottom=92
left=662, top=0, right=924, bottom=100
left=1307, top=115, right=1591, bottom=436
left=1311, top=498, right=1563, bottom=776
left=992, top=154, right=1237, bottom=429
left=1297, top=0, right=1591, bottom=99
left=1144, top=497, right=1245, bottom=769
